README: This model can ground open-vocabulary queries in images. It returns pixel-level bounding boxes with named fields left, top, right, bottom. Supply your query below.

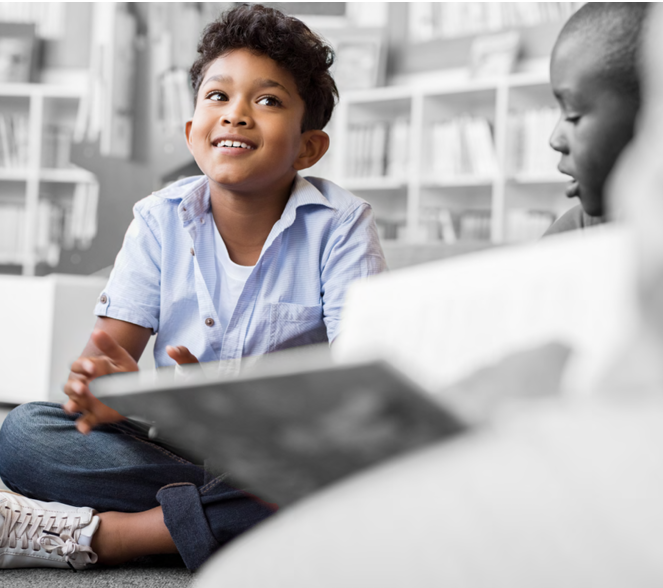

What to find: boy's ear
left=185, top=120, right=194, bottom=155
left=293, top=130, right=330, bottom=171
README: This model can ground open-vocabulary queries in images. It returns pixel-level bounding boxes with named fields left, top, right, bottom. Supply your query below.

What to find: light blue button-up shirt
left=95, top=174, right=387, bottom=367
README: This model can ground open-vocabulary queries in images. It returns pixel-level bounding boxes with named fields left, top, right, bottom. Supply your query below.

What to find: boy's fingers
left=166, top=345, right=199, bottom=365
left=74, top=401, right=125, bottom=435
left=90, top=330, right=139, bottom=372
left=62, top=398, right=83, bottom=415
left=70, top=355, right=116, bottom=379
left=63, top=376, right=90, bottom=399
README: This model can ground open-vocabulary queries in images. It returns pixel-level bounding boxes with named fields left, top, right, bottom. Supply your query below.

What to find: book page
left=334, top=225, right=639, bottom=397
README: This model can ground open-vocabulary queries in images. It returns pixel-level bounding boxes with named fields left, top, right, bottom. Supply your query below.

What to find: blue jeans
left=0, top=402, right=274, bottom=571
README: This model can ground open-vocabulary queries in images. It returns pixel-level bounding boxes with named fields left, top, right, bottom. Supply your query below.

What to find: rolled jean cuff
left=157, top=483, right=219, bottom=571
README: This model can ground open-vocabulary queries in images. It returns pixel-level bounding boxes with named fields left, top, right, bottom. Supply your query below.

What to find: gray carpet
left=0, top=555, right=194, bottom=587
left=0, top=407, right=195, bottom=587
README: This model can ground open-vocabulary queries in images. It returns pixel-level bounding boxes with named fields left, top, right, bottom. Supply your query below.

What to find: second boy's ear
left=185, top=120, right=194, bottom=155
left=293, top=130, right=330, bottom=171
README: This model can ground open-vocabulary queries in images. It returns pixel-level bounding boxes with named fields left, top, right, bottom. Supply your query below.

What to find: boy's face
left=186, top=49, right=312, bottom=195
left=549, top=35, right=639, bottom=217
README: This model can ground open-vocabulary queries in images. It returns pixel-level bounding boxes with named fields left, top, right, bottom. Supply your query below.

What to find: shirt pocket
left=268, top=302, right=328, bottom=352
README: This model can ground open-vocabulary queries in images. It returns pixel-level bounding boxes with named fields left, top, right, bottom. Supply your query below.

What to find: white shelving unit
left=319, top=70, right=570, bottom=246
left=0, top=83, right=97, bottom=276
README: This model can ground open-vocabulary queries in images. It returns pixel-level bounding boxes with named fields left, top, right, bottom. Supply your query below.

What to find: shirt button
left=99, top=294, right=108, bottom=304
left=205, top=318, right=215, bottom=327
left=200, top=218, right=205, bottom=224
left=190, top=248, right=195, bottom=256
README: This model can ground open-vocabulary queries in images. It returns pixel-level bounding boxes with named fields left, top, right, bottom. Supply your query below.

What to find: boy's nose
left=549, top=118, right=568, bottom=154
left=221, top=103, right=252, bottom=127
left=222, top=114, right=249, bottom=126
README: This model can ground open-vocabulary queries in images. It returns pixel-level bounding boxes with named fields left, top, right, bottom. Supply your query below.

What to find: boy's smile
left=549, top=35, right=639, bottom=217
left=186, top=49, right=310, bottom=197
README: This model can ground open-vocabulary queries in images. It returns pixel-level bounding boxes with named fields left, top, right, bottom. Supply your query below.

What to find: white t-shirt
left=213, top=228, right=255, bottom=334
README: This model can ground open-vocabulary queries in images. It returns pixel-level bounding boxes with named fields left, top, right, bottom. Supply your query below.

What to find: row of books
left=0, top=113, right=29, bottom=168
left=409, top=2, right=581, bottom=42
left=429, top=116, right=497, bottom=180
left=0, top=202, right=58, bottom=266
left=346, top=119, right=409, bottom=179
left=0, top=182, right=99, bottom=266
left=418, top=207, right=555, bottom=243
left=507, top=107, right=560, bottom=177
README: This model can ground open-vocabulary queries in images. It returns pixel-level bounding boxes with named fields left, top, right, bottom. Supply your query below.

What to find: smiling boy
left=0, top=5, right=385, bottom=573
left=545, top=3, right=649, bottom=235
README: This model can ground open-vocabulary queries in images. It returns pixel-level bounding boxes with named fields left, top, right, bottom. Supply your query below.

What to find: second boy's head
left=186, top=4, right=338, bottom=194
left=549, top=3, right=649, bottom=217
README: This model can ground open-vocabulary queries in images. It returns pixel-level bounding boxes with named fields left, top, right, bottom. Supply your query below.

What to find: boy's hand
left=64, top=329, right=139, bottom=434
left=166, top=345, right=199, bottom=365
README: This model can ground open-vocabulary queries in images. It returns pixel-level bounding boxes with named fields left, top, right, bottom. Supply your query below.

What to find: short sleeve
left=320, top=203, right=387, bottom=343
left=94, top=203, right=162, bottom=333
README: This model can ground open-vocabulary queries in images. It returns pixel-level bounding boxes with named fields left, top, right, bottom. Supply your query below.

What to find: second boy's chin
left=578, top=192, right=604, bottom=217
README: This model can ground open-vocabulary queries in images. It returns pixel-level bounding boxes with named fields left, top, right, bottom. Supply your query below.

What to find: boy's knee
left=0, top=402, right=73, bottom=483
left=0, top=402, right=67, bottom=441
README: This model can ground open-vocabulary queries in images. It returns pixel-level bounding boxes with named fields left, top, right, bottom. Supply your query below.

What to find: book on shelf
left=347, top=118, right=409, bottom=180
left=507, top=107, right=560, bottom=178
left=430, top=115, right=496, bottom=181
left=0, top=204, right=25, bottom=264
left=458, top=209, right=491, bottom=241
left=0, top=113, right=29, bottom=169
left=66, top=181, right=100, bottom=250
left=42, top=125, right=73, bottom=169
left=439, top=209, right=457, bottom=243
left=419, top=207, right=458, bottom=243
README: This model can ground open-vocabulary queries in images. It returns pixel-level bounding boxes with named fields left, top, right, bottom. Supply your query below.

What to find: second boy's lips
left=211, top=134, right=257, bottom=150
left=557, top=165, right=580, bottom=198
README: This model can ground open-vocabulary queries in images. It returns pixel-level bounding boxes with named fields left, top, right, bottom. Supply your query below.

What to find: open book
left=92, top=225, right=634, bottom=507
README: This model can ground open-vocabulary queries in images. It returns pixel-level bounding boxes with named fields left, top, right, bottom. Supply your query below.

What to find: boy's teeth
left=216, top=140, right=252, bottom=149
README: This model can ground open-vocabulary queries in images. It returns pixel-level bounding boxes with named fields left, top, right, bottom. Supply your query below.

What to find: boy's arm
left=79, top=316, right=153, bottom=362
left=321, top=203, right=387, bottom=344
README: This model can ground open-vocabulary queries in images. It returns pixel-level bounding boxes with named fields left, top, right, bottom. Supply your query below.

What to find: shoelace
left=40, top=530, right=98, bottom=571
left=0, top=504, right=98, bottom=571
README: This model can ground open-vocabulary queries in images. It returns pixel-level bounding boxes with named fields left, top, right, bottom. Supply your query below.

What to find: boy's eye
left=565, top=114, right=580, bottom=124
left=257, top=95, right=282, bottom=107
left=206, top=91, right=228, bottom=102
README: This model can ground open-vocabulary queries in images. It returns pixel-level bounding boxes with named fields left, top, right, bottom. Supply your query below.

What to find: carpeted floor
left=0, top=406, right=195, bottom=587
left=0, top=555, right=194, bottom=587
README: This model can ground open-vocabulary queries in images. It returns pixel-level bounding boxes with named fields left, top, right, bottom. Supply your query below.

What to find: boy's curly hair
left=190, top=4, right=338, bottom=132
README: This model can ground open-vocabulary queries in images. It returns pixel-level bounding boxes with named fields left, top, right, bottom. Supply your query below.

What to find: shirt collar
left=154, top=173, right=334, bottom=227
left=277, top=174, right=335, bottom=231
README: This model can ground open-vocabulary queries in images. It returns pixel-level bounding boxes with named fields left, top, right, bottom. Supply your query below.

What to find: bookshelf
left=0, top=83, right=98, bottom=276
left=314, top=69, right=570, bottom=246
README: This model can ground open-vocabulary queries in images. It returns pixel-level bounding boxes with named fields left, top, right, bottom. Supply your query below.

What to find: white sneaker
left=0, top=491, right=99, bottom=570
